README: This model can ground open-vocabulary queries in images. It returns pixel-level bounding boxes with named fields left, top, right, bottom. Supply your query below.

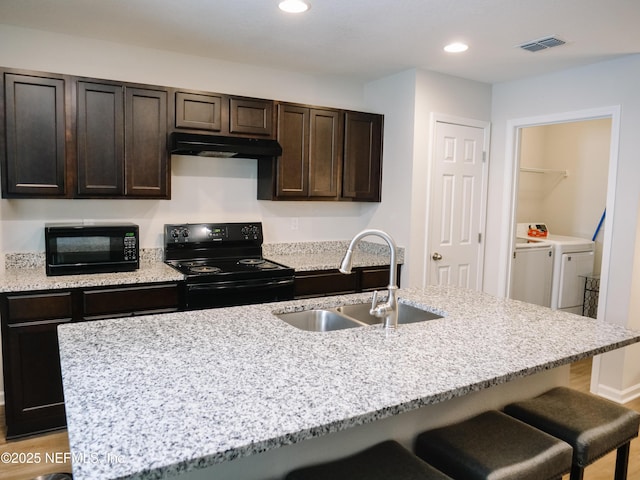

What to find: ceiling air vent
left=518, top=36, right=566, bottom=53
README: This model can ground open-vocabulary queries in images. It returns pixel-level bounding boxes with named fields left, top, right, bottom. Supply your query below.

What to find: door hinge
left=482, top=151, right=487, bottom=163
left=478, top=233, right=482, bottom=243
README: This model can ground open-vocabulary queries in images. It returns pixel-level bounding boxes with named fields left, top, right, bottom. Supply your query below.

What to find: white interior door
left=428, top=121, right=488, bottom=289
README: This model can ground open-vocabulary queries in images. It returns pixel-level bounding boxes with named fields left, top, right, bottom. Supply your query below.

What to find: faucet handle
left=371, top=290, right=379, bottom=310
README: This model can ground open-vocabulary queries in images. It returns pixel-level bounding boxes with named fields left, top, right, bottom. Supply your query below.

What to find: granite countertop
left=0, top=241, right=402, bottom=292
left=0, top=261, right=183, bottom=293
left=57, top=285, right=640, bottom=480
left=263, top=240, right=405, bottom=272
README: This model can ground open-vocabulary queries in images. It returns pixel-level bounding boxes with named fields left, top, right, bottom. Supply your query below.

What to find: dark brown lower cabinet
left=0, top=283, right=179, bottom=439
left=1, top=292, right=73, bottom=439
left=294, top=265, right=401, bottom=298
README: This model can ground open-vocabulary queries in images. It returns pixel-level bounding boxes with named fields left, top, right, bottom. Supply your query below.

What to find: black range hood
left=170, top=132, right=282, bottom=158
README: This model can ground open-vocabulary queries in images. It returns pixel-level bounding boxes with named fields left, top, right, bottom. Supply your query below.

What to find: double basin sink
left=276, top=302, right=443, bottom=332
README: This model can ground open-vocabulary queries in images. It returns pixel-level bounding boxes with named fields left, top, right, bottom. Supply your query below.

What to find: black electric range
left=164, top=222, right=294, bottom=310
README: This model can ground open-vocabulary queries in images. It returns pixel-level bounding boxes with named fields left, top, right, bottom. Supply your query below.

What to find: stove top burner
left=167, top=257, right=291, bottom=277
left=238, top=258, right=265, bottom=266
left=189, top=265, right=222, bottom=274
left=182, top=261, right=201, bottom=267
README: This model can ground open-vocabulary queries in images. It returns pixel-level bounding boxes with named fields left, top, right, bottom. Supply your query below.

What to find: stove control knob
left=182, top=229, right=190, bottom=238
left=171, top=229, right=179, bottom=238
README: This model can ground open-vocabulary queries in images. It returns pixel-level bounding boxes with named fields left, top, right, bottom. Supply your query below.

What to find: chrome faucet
left=339, top=229, right=399, bottom=330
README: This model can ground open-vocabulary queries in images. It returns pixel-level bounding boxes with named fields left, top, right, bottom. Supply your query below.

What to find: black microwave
left=45, top=223, right=139, bottom=276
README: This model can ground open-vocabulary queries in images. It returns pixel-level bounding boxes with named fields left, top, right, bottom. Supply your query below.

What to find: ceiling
left=1, top=0, right=638, bottom=84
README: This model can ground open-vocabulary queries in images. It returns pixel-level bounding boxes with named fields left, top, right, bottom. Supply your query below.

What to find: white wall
left=363, top=69, right=492, bottom=287
left=490, top=54, right=640, bottom=401
left=0, top=24, right=379, bottom=264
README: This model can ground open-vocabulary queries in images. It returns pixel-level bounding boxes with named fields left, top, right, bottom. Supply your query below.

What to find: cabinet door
left=309, top=109, right=342, bottom=198
left=2, top=73, right=67, bottom=197
left=175, top=91, right=223, bottom=131
left=4, top=319, right=70, bottom=437
left=77, top=81, right=125, bottom=196
left=342, top=111, right=383, bottom=202
left=2, top=291, right=73, bottom=438
left=230, top=97, right=274, bottom=137
left=276, top=104, right=309, bottom=197
left=125, top=87, right=169, bottom=198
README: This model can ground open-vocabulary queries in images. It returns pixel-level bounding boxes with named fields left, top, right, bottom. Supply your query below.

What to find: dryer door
left=557, top=251, right=595, bottom=313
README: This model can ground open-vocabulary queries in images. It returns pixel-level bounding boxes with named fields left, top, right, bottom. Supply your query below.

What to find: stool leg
left=614, top=442, right=631, bottom=480
left=569, top=465, right=584, bottom=480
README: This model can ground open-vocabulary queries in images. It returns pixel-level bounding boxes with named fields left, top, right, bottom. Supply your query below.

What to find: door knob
left=432, top=252, right=443, bottom=261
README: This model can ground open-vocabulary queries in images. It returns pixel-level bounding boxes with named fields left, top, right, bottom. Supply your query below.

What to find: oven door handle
left=188, top=278, right=294, bottom=291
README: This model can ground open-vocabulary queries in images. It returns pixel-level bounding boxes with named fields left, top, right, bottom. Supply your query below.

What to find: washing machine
left=511, top=239, right=553, bottom=307
left=516, top=223, right=595, bottom=314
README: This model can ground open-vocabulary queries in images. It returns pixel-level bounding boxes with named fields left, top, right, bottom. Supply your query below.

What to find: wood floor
left=0, top=421, right=70, bottom=480
left=1, top=358, right=639, bottom=480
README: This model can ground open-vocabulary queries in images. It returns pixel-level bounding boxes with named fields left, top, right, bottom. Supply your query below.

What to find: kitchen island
left=57, top=286, right=640, bottom=480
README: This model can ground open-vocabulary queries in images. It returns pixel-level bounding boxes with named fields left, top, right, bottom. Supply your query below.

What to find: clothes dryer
left=516, top=223, right=595, bottom=315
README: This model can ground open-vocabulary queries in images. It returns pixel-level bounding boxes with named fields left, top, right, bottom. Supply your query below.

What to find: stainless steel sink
left=336, top=302, right=443, bottom=325
left=276, top=302, right=443, bottom=331
left=275, top=309, right=366, bottom=332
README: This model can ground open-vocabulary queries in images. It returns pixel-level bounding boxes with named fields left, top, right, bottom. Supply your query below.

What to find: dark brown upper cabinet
left=272, top=103, right=342, bottom=198
left=76, top=81, right=169, bottom=198
left=173, top=90, right=275, bottom=138
left=175, top=91, right=223, bottom=131
left=1, top=67, right=380, bottom=202
left=229, top=97, right=273, bottom=136
left=342, top=111, right=383, bottom=202
left=124, top=87, right=169, bottom=197
left=258, top=103, right=382, bottom=202
left=1, top=68, right=170, bottom=199
left=1, top=71, right=69, bottom=197
left=77, top=81, right=124, bottom=196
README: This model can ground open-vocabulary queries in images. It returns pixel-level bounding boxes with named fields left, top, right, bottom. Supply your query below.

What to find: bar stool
left=504, top=386, right=640, bottom=480
left=285, top=440, right=453, bottom=480
left=414, top=410, right=573, bottom=480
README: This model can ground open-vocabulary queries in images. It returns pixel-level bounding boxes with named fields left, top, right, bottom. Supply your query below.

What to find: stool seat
left=504, top=386, right=640, bottom=479
left=414, top=410, right=572, bottom=480
left=285, top=440, right=452, bottom=480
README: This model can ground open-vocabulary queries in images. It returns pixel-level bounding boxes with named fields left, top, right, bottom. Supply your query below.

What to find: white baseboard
left=594, top=382, right=640, bottom=404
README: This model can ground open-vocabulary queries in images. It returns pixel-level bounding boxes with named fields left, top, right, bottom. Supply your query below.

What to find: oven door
left=184, top=277, right=295, bottom=310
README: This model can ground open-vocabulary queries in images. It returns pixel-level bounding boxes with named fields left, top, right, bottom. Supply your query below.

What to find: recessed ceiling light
left=279, top=0, right=310, bottom=13
left=444, top=42, right=469, bottom=53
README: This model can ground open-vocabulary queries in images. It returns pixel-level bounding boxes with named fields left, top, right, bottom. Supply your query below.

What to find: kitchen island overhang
left=57, top=285, right=640, bottom=480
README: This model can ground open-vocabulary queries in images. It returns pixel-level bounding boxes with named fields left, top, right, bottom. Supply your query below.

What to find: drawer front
left=294, top=270, right=357, bottom=298
left=359, top=266, right=393, bottom=291
left=83, top=284, right=179, bottom=317
left=6, top=292, right=73, bottom=323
